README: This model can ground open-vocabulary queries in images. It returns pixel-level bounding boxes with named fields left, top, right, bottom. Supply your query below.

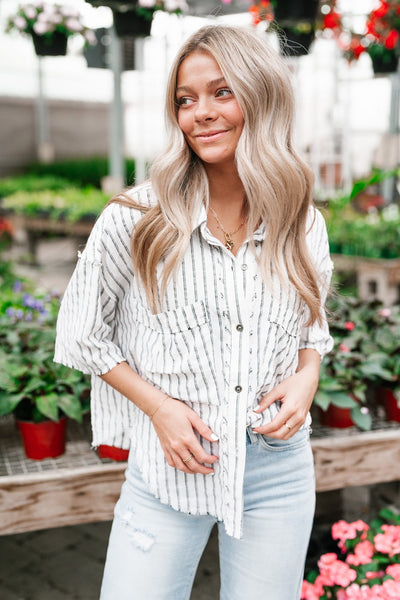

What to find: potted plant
left=5, top=2, right=96, bottom=56
left=302, top=508, right=400, bottom=599
left=360, top=305, right=400, bottom=423
left=314, top=296, right=400, bottom=431
left=0, top=282, right=90, bottom=459
left=87, top=1, right=186, bottom=38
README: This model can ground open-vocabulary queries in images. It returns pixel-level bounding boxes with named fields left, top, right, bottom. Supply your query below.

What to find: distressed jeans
left=100, top=427, right=315, bottom=600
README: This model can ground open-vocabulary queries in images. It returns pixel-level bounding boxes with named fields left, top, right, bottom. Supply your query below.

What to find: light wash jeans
left=100, top=427, right=315, bottom=600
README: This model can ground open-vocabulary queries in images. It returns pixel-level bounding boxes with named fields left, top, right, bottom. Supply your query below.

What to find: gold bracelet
left=149, top=394, right=169, bottom=421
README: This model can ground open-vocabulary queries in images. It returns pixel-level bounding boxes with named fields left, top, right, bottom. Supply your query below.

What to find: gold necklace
left=209, top=206, right=245, bottom=251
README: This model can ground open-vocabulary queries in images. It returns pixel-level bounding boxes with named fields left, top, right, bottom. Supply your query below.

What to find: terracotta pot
left=31, top=32, right=68, bottom=57
left=380, top=388, right=400, bottom=422
left=97, top=444, right=129, bottom=461
left=319, top=404, right=354, bottom=428
left=17, top=418, right=67, bottom=459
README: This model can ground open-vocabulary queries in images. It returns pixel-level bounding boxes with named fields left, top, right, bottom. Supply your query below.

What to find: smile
left=195, top=130, right=228, bottom=143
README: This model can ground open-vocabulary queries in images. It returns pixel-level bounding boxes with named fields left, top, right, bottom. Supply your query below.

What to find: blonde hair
left=113, top=25, right=322, bottom=324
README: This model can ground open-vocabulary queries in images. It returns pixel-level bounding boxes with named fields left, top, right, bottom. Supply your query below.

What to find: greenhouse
left=0, top=1, right=400, bottom=599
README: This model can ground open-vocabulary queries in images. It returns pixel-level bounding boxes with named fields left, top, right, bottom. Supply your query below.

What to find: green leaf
left=58, top=395, right=83, bottom=422
left=35, top=393, right=59, bottom=421
left=351, top=405, right=372, bottom=431
left=332, top=394, right=358, bottom=409
left=0, top=391, right=25, bottom=415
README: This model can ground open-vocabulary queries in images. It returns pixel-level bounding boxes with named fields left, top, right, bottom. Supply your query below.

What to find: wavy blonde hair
left=113, top=25, right=322, bottom=324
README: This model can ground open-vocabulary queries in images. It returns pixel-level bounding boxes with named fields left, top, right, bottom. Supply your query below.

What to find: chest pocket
left=132, top=300, right=219, bottom=404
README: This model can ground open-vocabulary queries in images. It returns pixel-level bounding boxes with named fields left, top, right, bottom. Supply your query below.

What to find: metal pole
left=382, top=68, right=400, bottom=204
left=36, top=56, right=54, bottom=162
left=106, top=25, right=125, bottom=192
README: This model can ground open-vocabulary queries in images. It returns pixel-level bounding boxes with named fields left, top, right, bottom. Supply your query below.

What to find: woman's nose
left=194, top=97, right=217, bottom=122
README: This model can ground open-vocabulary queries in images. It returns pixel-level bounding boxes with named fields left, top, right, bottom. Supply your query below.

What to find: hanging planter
left=17, top=417, right=67, bottom=459
left=274, top=0, right=319, bottom=21
left=370, top=48, right=399, bottom=74
left=97, top=444, right=129, bottom=461
left=112, top=9, right=152, bottom=38
left=31, top=31, right=68, bottom=57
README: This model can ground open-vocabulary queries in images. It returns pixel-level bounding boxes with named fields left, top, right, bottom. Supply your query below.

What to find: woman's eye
left=177, top=97, right=193, bottom=106
left=216, top=88, right=233, bottom=98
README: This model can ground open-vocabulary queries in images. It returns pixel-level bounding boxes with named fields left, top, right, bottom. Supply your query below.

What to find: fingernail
left=210, top=433, right=219, bottom=441
left=253, top=406, right=261, bottom=412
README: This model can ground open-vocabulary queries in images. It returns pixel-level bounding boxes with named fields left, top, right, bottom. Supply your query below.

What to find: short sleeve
left=54, top=202, right=135, bottom=376
left=299, top=208, right=334, bottom=359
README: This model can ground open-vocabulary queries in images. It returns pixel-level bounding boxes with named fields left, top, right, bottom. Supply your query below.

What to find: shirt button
left=241, top=264, right=248, bottom=271
left=235, top=385, right=242, bottom=393
left=236, top=324, right=243, bottom=332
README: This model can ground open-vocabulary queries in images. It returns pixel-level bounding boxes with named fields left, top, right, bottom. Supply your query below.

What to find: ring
left=183, top=454, right=193, bottom=464
left=285, top=422, right=292, bottom=431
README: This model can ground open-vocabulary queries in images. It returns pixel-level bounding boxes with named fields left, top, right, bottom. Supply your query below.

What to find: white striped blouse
left=54, top=181, right=333, bottom=539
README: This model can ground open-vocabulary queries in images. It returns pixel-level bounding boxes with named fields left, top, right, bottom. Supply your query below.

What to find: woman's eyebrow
left=176, top=77, right=227, bottom=93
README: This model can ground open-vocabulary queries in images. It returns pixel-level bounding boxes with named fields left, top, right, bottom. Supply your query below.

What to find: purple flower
left=5, top=307, right=14, bottom=317
left=13, top=280, right=22, bottom=292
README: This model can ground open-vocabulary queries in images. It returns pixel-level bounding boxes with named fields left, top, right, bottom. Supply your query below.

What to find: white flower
left=84, top=30, right=96, bottom=45
left=164, top=0, right=187, bottom=10
left=14, top=16, right=27, bottom=30
left=24, top=6, right=37, bottom=19
left=65, top=18, right=82, bottom=32
left=61, top=5, right=80, bottom=18
left=33, top=20, right=51, bottom=34
left=138, top=0, right=156, bottom=7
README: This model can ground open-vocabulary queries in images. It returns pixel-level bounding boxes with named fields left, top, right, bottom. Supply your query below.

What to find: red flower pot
left=17, top=418, right=67, bottom=459
left=320, top=404, right=354, bottom=428
left=97, top=444, right=129, bottom=461
left=380, top=388, right=400, bottom=423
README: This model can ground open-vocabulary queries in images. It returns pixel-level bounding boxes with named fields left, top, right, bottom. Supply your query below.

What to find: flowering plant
left=88, top=0, right=187, bottom=21
left=5, top=2, right=96, bottom=45
left=0, top=281, right=90, bottom=423
left=315, top=296, right=400, bottom=430
left=302, top=509, right=400, bottom=599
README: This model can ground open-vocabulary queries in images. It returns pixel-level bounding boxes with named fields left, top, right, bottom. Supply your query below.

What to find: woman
left=55, top=25, right=333, bottom=600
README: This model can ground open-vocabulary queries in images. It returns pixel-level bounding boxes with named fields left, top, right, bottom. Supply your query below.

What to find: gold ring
left=285, top=422, right=292, bottom=431
left=183, top=454, right=193, bottom=464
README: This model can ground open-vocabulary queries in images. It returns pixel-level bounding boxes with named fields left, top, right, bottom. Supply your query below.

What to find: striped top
left=54, top=181, right=333, bottom=539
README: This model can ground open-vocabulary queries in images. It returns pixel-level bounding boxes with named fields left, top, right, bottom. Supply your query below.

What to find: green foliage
left=315, top=296, right=400, bottom=430
left=0, top=174, right=71, bottom=197
left=0, top=281, right=90, bottom=422
left=27, top=157, right=136, bottom=188
left=2, top=187, right=109, bottom=223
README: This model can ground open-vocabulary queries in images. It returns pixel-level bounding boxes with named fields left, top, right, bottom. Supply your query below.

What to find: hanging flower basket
left=31, top=31, right=68, bottom=56
left=17, top=417, right=67, bottom=459
left=370, top=49, right=399, bottom=74
left=112, top=9, right=152, bottom=38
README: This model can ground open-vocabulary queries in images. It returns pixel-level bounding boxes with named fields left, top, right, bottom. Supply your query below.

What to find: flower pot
left=319, top=404, right=354, bottom=428
left=274, top=0, right=319, bottom=21
left=31, top=32, right=68, bottom=57
left=380, top=388, right=400, bottom=423
left=370, top=52, right=398, bottom=75
left=17, top=417, right=67, bottom=459
left=112, top=9, right=152, bottom=38
left=97, top=444, right=129, bottom=461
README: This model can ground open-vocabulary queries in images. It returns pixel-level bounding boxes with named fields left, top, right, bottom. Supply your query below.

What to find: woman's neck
left=206, top=165, right=245, bottom=216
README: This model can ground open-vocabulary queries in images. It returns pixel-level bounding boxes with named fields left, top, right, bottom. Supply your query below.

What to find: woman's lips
left=195, top=130, right=228, bottom=142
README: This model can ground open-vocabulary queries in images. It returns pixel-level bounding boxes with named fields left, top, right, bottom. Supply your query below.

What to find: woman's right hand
left=151, top=396, right=219, bottom=475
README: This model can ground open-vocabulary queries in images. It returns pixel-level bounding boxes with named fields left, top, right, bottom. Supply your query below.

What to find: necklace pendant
left=224, top=233, right=234, bottom=251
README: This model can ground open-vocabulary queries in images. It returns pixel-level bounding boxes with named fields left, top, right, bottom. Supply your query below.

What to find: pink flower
left=13, top=16, right=27, bottom=30
left=386, top=564, right=400, bottom=581
left=317, top=554, right=357, bottom=587
left=301, top=580, right=322, bottom=600
left=340, top=343, right=351, bottom=353
left=345, top=321, right=355, bottom=331
left=332, top=520, right=370, bottom=551
left=381, top=578, right=400, bottom=597
left=378, top=308, right=392, bottom=318
left=346, top=540, right=374, bottom=565
left=374, top=525, right=400, bottom=557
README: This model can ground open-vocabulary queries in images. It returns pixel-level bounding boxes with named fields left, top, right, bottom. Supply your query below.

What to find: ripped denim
left=99, top=428, right=315, bottom=600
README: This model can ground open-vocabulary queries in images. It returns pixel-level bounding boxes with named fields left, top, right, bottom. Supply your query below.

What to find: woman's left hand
left=252, top=350, right=320, bottom=440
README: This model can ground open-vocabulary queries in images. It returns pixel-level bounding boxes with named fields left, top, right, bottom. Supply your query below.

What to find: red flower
left=384, top=29, right=399, bottom=49
left=345, top=321, right=355, bottom=331
left=323, top=11, right=341, bottom=30
left=339, top=343, right=351, bottom=353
